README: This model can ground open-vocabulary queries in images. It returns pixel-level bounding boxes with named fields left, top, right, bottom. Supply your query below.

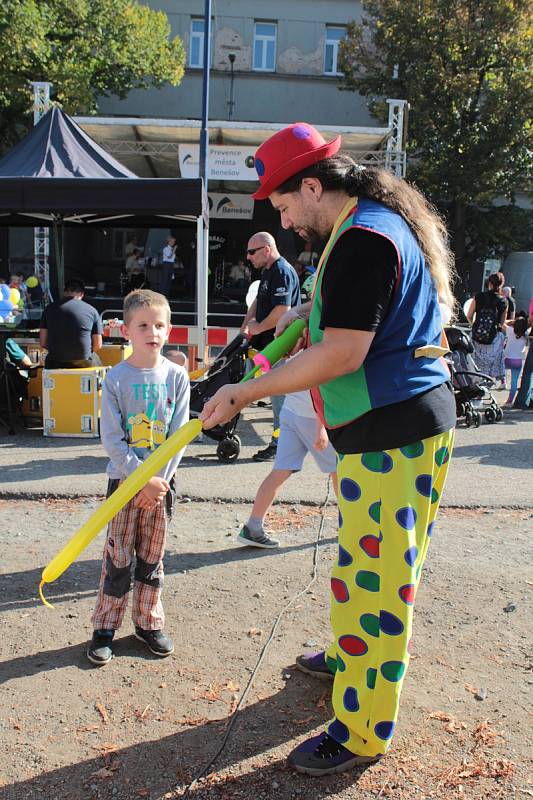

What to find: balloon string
left=39, top=580, right=54, bottom=609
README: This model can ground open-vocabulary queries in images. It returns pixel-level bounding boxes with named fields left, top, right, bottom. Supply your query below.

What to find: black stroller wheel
left=495, top=407, right=503, bottom=421
left=484, top=407, right=497, bottom=423
left=472, top=411, right=481, bottom=428
left=465, top=409, right=473, bottom=427
left=216, top=435, right=241, bottom=463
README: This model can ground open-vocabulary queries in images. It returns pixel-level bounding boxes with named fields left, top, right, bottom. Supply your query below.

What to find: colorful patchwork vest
left=309, top=197, right=449, bottom=428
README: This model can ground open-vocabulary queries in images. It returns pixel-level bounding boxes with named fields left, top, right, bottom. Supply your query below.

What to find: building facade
left=98, top=0, right=373, bottom=127
left=4, top=2, right=406, bottom=320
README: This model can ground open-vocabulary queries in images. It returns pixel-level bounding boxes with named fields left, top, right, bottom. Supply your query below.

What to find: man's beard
left=298, top=226, right=323, bottom=249
left=299, top=226, right=327, bottom=250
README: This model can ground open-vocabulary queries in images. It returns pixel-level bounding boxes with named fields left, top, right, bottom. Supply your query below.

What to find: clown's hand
left=200, top=384, right=249, bottom=430
left=275, top=307, right=301, bottom=338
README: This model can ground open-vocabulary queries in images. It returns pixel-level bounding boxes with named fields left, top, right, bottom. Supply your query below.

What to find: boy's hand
left=134, top=476, right=170, bottom=510
left=313, top=423, right=329, bottom=452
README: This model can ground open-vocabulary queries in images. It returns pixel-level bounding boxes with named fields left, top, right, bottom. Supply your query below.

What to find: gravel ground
left=0, top=497, right=531, bottom=800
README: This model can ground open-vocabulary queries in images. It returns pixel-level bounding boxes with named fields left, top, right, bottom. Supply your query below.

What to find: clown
left=201, top=123, right=456, bottom=776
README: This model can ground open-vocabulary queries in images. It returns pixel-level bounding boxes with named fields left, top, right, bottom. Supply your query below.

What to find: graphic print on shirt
left=126, top=382, right=176, bottom=451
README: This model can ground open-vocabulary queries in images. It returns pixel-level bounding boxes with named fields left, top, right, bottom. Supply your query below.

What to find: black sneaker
left=135, top=627, right=174, bottom=657
left=237, top=524, right=280, bottom=549
left=252, top=442, right=277, bottom=462
left=295, top=650, right=335, bottom=680
left=87, top=629, right=114, bottom=666
left=288, top=732, right=382, bottom=776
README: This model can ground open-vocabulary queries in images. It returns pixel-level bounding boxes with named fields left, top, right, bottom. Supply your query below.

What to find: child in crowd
left=165, top=349, right=189, bottom=372
left=504, top=316, right=529, bottom=406
left=88, top=290, right=190, bottom=665
left=237, top=384, right=338, bottom=549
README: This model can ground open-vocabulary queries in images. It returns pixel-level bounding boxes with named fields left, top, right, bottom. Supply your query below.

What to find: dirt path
left=0, top=499, right=531, bottom=800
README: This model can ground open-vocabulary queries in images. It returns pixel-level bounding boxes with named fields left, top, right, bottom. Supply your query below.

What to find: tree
left=0, top=0, right=185, bottom=154
left=339, top=0, right=533, bottom=282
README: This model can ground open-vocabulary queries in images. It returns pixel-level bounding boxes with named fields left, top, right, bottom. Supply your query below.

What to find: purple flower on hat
left=255, top=157, right=265, bottom=177
left=292, top=125, right=311, bottom=140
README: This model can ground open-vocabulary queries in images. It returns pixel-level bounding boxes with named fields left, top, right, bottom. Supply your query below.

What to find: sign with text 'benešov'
left=208, top=193, right=255, bottom=220
left=178, top=145, right=257, bottom=181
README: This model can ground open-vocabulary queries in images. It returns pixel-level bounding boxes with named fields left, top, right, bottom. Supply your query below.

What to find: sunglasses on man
left=246, top=246, right=266, bottom=256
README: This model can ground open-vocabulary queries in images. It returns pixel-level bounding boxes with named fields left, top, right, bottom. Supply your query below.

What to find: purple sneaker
left=288, top=732, right=381, bottom=776
left=295, top=650, right=335, bottom=680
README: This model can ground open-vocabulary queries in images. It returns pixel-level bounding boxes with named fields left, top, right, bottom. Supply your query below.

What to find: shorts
left=274, top=408, right=337, bottom=474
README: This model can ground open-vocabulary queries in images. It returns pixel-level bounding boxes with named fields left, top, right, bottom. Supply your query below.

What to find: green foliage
left=0, top=0, right=185, bottom=154
left=339, top=1, right=533, bottom=273
left=465, top=204, right=533, bottom=263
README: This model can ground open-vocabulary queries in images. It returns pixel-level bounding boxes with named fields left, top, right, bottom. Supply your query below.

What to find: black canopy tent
left=0, top=108, right=209, bottom=352
left=0, top=176, right=208, bottom=227
left=0, top=107, right=208, bottom=225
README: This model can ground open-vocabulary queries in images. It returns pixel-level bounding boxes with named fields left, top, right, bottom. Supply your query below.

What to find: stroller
left=189, top=333, right=250, bottom=461
left=444, top=326, right=503, bottom=427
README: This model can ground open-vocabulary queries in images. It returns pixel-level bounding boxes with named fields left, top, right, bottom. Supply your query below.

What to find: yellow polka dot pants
left=325, top=428, right=454, bottom=756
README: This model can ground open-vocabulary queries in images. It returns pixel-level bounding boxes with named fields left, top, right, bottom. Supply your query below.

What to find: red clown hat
left=252, top=123, right=342, bottom=200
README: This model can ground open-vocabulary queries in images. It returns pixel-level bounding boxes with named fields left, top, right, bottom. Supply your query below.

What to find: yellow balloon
left=188, top=367, right=208, bottom=380
left=26, top=276, right=38, bottom=288
left=39, top=319, right=308, bottom=607
left=10, top=288, right=20, bottom=305
left=39, top=418, right=202, bottom=607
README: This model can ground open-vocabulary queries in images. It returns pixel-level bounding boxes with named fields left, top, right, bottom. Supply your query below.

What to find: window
left=253, top=22, right=277, bottom=72
left=324, top=26, right=346, bottom=75
left=189, top=18, right=213, bottom=68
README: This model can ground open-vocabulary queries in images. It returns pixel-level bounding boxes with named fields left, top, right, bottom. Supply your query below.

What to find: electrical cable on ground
left=181, top=480, right=333, bottom=797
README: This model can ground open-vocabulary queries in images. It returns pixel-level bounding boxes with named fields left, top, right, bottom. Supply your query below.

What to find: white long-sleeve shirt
left=100, top=358, right=190, bottom=483
left=505, top=333, right=528, bottom=361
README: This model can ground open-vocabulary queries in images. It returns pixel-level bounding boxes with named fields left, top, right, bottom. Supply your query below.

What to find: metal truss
left=30, top=82, right=52, bottom=298
left=31, top=82, right=52, bottom=126
left=385, top=99, right=407, bottom=177
left=101, top=140, right=390, bottom=169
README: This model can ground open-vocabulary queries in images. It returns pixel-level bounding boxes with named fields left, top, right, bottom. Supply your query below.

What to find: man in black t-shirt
left=240, top=231, right=300, bottom=460
left=40, top=279, right=103, bottom=369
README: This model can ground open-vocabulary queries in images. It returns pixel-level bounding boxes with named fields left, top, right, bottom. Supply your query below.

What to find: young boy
left=237, top=386, right=338, bottom=549
left=88, top=290, right=190, bottom=665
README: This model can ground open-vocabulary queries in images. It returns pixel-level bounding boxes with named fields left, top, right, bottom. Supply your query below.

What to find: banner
left=208, top=193, right=255, bottom=220
left=179, top=144, right=257, bottom=181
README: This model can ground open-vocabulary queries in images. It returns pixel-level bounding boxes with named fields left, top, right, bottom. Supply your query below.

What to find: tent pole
left=31, top=81, right=52, bottom=301
left=196, top=215, right=208, bottom=367
left=196, top=0, right=211, bottom=366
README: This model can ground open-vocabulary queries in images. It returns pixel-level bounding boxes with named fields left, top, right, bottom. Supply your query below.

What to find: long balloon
left=242, top=317, right=306, bottom=382
left=39, top=318, right=307, bottom=606
left=39, top=420, right=202, bottom=607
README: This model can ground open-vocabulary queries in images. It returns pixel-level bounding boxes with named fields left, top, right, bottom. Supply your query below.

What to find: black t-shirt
left=253, top=256, right=300, bottom=349
left=474, top=291, right=507, bottom=321
left=41, top=298, right=103, bottom=363
left=317, top=228, right=456, bottom=454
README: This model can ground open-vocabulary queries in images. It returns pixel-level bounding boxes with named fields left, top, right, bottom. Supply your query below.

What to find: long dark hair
left=513, top=317, right=528, bottom=338
left=277, top=154, right=456, bottom=311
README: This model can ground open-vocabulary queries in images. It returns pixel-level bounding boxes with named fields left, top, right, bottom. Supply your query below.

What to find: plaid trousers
left=91, top=479, right=174, bottom=631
